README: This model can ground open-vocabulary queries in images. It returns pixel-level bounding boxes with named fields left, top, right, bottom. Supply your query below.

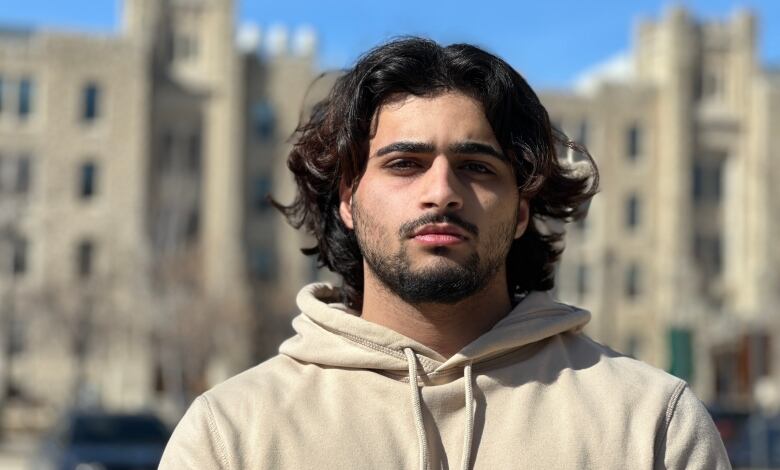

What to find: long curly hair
left=274, top=37, right=598, bottom=309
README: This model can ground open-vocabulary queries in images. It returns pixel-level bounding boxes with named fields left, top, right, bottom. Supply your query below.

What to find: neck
left=359, top=267, right=513, bottom=358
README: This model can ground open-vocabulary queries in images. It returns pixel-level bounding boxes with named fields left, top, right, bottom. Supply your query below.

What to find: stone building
left=545, top=7, right=780, bottom=408
left=0, top=0, right=320, bottom=427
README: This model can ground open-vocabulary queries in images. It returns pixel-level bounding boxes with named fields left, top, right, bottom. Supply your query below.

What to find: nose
left=419, top=156, right=464, bottom=211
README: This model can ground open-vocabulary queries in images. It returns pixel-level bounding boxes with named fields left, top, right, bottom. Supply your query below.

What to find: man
left=160, top=38, right=730, bottom=469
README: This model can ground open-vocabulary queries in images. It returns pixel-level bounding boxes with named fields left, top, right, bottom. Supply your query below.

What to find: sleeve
left=159, top=395, right=232, bottom=470
left=655, top=383, right=732, bottom=470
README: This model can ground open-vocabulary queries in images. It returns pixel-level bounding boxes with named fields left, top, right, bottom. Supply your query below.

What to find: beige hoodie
left=160, top=283, right=730, bottom=469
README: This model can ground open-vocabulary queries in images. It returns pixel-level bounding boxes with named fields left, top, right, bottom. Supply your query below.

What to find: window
left=77, top=240, right=95, bottom=278
left=79, top=162, right=98, bottom=199
left=0, top=153, right=6, bottom=191
left=160, top=131, right=175, bottom=171
left=626, top=335, right=641, bottom=359
left=188, top=131, right=201, bottom=171
left=625, top=264, right=641, bottom=300
left=692, top=161, right=722, bottom=204
left=693, top=234, right=722, bottom=276
left=700, top=62, right=725, bottom=102
left=251, top=101, right=275, bottom=139
left=252, top=177, right=272, bottom=211
left=15, top=155, right=31, bottom=194
left=627, top=124, right=641, bottom=160
left=18, top=78, right=33, bottom=118
left=174, top=34, right=198, bottom=61
left=249, top=248, right=275, bottom=280
left=185, top=210, right=199, bottom=241
left=12, top=237, right=27, bottom=276
left=82, top=83, right=100, bottom=121
left=626, top=193, right=641, bottom=229
left=576, top=264, right=589, bottom=299
left=0, top=76, right=4, bottom=113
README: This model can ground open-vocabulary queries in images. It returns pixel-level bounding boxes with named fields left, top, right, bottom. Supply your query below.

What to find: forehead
left=369, top=92, right=497, bottom=145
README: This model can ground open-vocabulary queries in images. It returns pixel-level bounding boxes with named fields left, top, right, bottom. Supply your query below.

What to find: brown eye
left=385, top=159, right=421, bottom=172
left=461, top=162, right=494, bottom=174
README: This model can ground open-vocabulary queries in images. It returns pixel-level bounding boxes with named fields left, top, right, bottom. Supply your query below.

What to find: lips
left=411, top=224, right=468, bottom=245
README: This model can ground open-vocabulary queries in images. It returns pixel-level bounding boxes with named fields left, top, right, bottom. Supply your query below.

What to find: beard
left=352, top=201, right=517, bottom=305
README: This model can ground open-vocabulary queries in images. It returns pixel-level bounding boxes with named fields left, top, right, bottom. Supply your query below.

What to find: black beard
left=353, top=209, right=512, bottom=305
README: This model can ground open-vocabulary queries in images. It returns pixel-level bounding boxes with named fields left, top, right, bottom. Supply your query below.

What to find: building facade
left=0, top=0, right=320, bottom=428
left=545, top=7, right=780, bottom=407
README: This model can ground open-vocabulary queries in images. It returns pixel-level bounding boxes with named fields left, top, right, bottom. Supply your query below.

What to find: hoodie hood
left=280, top=282, right=591, bottom=375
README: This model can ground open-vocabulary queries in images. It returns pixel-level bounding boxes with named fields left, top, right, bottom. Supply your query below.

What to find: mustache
left=399, top=213, right=479, bottom=238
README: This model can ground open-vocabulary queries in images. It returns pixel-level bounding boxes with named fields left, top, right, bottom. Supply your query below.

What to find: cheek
left=354, top=186, right=402, bottom=235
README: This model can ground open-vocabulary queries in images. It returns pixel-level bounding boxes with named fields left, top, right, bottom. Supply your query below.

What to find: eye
left=384, top=158, right=421, bottom=172
left=461, top=161, right=495, bottom=175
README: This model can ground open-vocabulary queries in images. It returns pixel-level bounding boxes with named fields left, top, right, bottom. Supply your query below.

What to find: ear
left=339, top=179, right=355, bottom=230
left=514, top=199, right=530, bottom=239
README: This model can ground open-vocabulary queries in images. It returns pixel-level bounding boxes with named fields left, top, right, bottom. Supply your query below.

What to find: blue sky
left=1, top=0, right=778, bottom=88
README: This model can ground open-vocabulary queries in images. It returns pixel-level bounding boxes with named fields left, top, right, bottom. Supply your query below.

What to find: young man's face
left=339, top=91, right=529, bottom=304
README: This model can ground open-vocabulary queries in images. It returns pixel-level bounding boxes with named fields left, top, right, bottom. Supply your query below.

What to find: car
left=29, top=410, right=171, bottom=470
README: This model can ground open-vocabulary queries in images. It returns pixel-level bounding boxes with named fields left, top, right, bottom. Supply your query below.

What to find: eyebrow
left=375, top=141, right=435, bottom=157
left=449, top=141, right=507, bottom=161
left=374, top=140, right=506, bottom=161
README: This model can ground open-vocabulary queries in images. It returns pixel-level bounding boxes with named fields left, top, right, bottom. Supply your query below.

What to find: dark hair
left=275, top=37, right=598, bottom=309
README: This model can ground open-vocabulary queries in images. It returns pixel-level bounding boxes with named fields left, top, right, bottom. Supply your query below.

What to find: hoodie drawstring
left=404, top=348, right=475, bottom=470
left=404, top=348, right=428, bottom=470
left=461, top=362, right=474, bottom=470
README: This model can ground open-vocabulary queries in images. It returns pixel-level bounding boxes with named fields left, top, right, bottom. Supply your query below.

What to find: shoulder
left=536, top=332, right=685, bottom=392
left=201, top=354, right=308, bottom=417
left=541, top=333, right=729, bottom=467
left=160, top=354, right=309, bottom=469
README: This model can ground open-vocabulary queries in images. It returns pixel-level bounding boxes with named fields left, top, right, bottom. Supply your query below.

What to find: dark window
left=576, top=264, right=588, bottom=299
left=0, top=153, right=5, bottom=192
left=18, top=78, right=32, bottom=118
left=626, top=194, right=641, bottom=229
left=79, top=162, right=98, bottom=199
left=77, top=240, right=94, bottom=278
left=626, top=335, right=641, bottom=359
left=0, top=77, right=4, bottom=113
left=625, top=264, right=641, bottom=300
left=249, top=248, right=275, bottom=280
left=693, top=234, right=722, bottom=276
left=627, top=124, right=641, bottom=160
left=251, top=101, right=275, bottom=139
left=12, top=237, right=27, bottom=276
left=174, top=34, right=198, bottom=61
left=82, top=83, right=100, bottom=121
left=188, top=131, right=201, bottom=171
left=15, top=155, right=31, bottom=194
left=692, top=161, right=722, bottom=204
left=185, top=210, right=199, bottom=241
left=160, top=131, right=175, bottom=171
left=252, top=177, right=272, bottom=211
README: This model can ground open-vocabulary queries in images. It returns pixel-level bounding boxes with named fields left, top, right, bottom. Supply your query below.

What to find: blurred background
left=0, top=0, right=779, bottom=468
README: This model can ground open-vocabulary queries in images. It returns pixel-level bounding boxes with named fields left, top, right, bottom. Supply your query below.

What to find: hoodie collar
left=279, top=282, right=591, bottom=375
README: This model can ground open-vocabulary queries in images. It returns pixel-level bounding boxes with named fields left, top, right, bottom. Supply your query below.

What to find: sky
left=1, top=0, right=779, bottom=89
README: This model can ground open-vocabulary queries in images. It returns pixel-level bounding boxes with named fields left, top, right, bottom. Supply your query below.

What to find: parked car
left=709, top=407, right=780, bottom=468
left=29, top=410, right=171, bottom=470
